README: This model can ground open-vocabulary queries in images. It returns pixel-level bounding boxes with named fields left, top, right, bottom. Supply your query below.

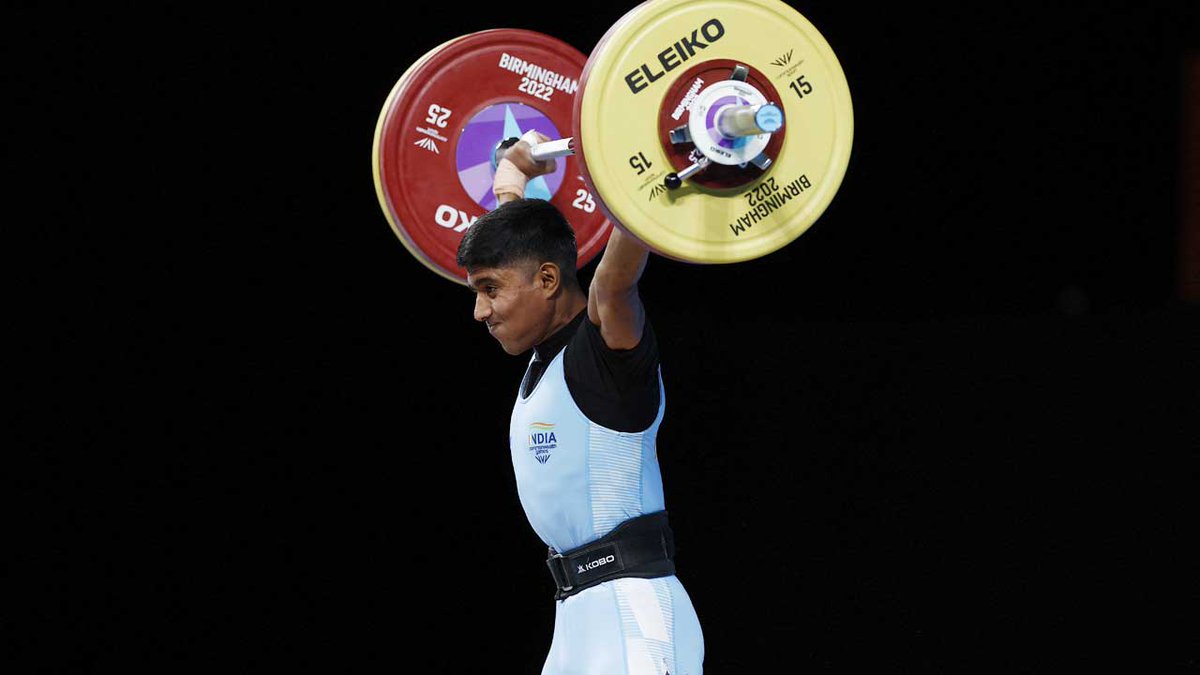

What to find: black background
left=14, top=1, right=1200, bottom=672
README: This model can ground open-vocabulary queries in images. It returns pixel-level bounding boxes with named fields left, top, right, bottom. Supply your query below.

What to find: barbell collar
left=664, top=154, right=712, bottom=190
left=669, top=125, right=693, bottom=145
left=748, top=151, right=773, bottom=170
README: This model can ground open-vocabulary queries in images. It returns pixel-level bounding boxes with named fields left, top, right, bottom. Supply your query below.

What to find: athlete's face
left=467, top=262, right=554, bottom=355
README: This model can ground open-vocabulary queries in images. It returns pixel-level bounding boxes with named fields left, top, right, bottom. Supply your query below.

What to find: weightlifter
left=455, top=130, right=704, bottom=674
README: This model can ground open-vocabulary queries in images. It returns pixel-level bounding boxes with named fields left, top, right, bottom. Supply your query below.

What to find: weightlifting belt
left=545, top=510, right=676, bottom=601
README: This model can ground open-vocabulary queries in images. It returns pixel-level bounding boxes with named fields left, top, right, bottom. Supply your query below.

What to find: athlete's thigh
left=541, top=599, right=571, bottom=675
left=664, top=576, right=704, bottom=675
left=544, top=576, right=702, bottom=675
left=542, top=581, right=625, bottom=674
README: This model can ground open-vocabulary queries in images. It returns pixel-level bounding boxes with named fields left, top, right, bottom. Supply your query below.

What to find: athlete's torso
left=509, top=311, right=666, bottom=554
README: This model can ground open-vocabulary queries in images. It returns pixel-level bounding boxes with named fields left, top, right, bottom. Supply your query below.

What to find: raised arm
left=494, top=131, right=651, bottom=350
left=493, top=131, right=556, bottom=205
left=587, top=227, right=649, bottom=350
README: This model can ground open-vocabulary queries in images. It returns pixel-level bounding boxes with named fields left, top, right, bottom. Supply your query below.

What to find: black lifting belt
left=545, top=510, right=676, bottom=601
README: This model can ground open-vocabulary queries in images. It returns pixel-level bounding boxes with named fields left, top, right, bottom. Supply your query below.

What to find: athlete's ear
left=538, top=262, right=561, bottom=295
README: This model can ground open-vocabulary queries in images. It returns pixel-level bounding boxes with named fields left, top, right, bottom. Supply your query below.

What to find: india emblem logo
left=528, top=422, right=558, bottom=464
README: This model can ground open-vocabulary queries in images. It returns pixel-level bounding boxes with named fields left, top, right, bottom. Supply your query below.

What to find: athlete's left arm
left=587, top=227, right=651, bottom=350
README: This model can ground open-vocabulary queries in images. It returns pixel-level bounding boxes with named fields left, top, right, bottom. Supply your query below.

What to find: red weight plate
left=375, top=29, right=610, bottom=284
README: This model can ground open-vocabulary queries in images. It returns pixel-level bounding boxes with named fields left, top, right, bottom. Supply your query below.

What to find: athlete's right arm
left=493, top=131, right=556, bottom=204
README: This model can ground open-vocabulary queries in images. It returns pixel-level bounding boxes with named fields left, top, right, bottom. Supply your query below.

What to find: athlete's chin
left=494, top=336, right=529, bottom=356
left=491, top=335, right=517, bottom=355
left=499, top=341, right=526, bottom=356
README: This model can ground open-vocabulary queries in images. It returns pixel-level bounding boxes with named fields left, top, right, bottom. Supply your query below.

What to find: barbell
left=372, top=0, right=854, bottom=284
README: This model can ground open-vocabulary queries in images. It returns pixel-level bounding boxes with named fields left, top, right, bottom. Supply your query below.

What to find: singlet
left=509, top=310, right=667, bottom=554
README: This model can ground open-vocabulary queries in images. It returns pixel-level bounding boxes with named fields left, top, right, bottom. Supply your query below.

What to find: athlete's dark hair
left=456, top=198, right=578, bottom=286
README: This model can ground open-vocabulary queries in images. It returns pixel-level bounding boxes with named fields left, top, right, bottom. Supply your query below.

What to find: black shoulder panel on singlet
left=562, top=314, right=661, bottom=433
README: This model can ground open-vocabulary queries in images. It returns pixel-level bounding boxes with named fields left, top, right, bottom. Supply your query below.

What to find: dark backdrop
left=15, top=1, right=1199, bottom=672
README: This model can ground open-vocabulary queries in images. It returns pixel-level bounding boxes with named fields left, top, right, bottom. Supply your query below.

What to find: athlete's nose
left=474, top=293, right=492, bottom=323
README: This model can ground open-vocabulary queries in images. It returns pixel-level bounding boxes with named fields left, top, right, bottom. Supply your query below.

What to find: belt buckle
left=546, top=550, right=573, bottom=593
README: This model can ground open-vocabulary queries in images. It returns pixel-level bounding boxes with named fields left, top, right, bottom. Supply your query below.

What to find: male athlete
left=455, top=130, right=704, bottom=674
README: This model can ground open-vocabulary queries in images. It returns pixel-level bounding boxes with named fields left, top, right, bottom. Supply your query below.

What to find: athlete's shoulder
left=571, top=309, right=659, bottom=359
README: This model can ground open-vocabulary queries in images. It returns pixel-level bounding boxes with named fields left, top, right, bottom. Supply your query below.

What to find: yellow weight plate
left=574, top=0, right=853, bottom=263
